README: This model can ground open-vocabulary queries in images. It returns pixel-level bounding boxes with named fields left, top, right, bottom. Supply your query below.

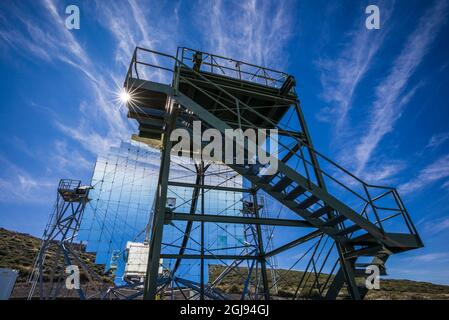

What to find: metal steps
left=308, top=205, right=333, bottom=219
left=285, top=185, right=306, bottom=200
left=321, top=215, right=347, bottom=227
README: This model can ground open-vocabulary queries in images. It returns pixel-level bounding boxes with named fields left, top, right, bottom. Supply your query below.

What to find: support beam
left=265, top=230, right=323, bottom=258
left=166, top=212, right=314, bottom=228
left=168, top=180, right=251, bottom=193
left=199, top=162, right=205, bottom=300
left=161, top=254, right=260, bottom=260
left=251, top=186, right=270, bottom=300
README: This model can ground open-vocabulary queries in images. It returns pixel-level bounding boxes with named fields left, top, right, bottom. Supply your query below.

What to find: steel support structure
left=125, top=47, right=423, bottom=300
left=143, top=98, right=179, bottom=299
left=250, top=185, right=270, bottom=300
left=28, top=179, right=107, bottom=300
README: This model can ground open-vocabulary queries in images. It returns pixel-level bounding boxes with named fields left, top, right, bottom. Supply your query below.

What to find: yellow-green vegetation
left=208, top=263, right=449, bottom=300
left=0, top=227, right=110, bottom=283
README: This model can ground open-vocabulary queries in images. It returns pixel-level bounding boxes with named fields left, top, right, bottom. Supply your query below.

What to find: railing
left=280, top=142, right=420, bottom=237
left=178, top=47, right=290, bottom=89
left=58, top=179, right=81, bottom=192
left=124, top=47, right=420, bottom=241
left=126, top=47, right=292, bottom=91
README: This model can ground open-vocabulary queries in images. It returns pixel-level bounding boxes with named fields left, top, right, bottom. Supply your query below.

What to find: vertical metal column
left=199, top=162, right=206, bottom=300
left=251, top=186, right=270, bottom=300
left=144, top=99, right=178, bottom=300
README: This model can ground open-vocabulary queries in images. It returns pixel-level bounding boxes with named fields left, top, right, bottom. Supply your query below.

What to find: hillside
left=1, top=227, right=449, bottom=300
left=209, top=265, right=449, bottom=300
left=0, top=227, right=109, bottom=283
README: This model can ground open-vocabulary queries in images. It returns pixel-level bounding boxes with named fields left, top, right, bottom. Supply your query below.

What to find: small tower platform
left=58, top=179, right=91, bottom=202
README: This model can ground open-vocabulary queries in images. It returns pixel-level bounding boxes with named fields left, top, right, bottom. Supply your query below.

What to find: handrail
left=178, top=47, right=290, bottom=88
left=124, top=47, right=419, bottom=237
left=179, top=47, right=289, bottom=76
left=182, top=57, right=283, bottom=85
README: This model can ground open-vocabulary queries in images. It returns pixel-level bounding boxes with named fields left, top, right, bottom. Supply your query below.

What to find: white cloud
left=52, top=140, right=92, bottom=172
left=317, top=3, right=393, bottom=129
left=198, top=0, right=294, bottom=69
left=6, top=136, right=37, bottom=159
left=442, top=180, right=449, bottom=190
left=0, top=28, right=52, bottom=62
left=96, top=0, right=179, bottom=83
left=55, top=121, right=117, bottom=156
left=358, top=161, right=406, bottom=184
left=408, top=252, right=449, bottom=263
left=426, top=132, right=449, bottom=149
left=353, top=1, right=448, bottom=174
left=421, top=216, right=449, bottom=235
left=399, top=153, right=449, bottom=193
left=0, top=156, right=55, bottom=204
left=432, top=217, right=449, bottom=234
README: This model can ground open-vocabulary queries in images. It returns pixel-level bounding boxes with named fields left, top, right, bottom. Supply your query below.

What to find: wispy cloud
left=198, top=0, right=294, bottom=68
left=407, top=252, right=449, bottom=263
left=426, top=132, right=449, bottom=149
left=442, top=180, right=449, bottom=191
left=0, top=27, right=52, bottom=62
left=55, top=120, right=116, bottom=156
left=95, top=0, right=180, bottom=83
left=5, top=136, right=37, bottom=159
left=422, top=216, right=449, bottom=235
left=353, top=0, right=448, bottom=174
left=97, top=0, right=152, bottom=68
left=0, top=156, right=55, bottom=204
left=317, top=2, right=393, bottom=129
left=399, top=153, right=449, bottom=193
left=358, top=160, right=406, bottom=184
left=51, top=140, right=92, bottom=172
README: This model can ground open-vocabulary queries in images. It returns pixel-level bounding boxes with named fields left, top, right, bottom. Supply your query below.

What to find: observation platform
left=124, top=47, right=298, bottom=144
left=57, top=179, right=91, bottom=202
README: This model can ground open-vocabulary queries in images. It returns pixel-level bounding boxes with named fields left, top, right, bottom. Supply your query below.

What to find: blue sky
left=1, top=0, right=449, bottom=284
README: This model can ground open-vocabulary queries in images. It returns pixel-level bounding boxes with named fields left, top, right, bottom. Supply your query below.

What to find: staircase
left=124, top=47, right=423, bottom=299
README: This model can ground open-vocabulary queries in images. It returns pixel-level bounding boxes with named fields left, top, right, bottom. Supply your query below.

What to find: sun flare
left=119, top=89, right=131, bottom=103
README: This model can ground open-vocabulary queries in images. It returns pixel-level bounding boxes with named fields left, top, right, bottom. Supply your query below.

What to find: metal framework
left=120, top=47, right=423, bottom=300
left=28, top=179, right=107, bottom=299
